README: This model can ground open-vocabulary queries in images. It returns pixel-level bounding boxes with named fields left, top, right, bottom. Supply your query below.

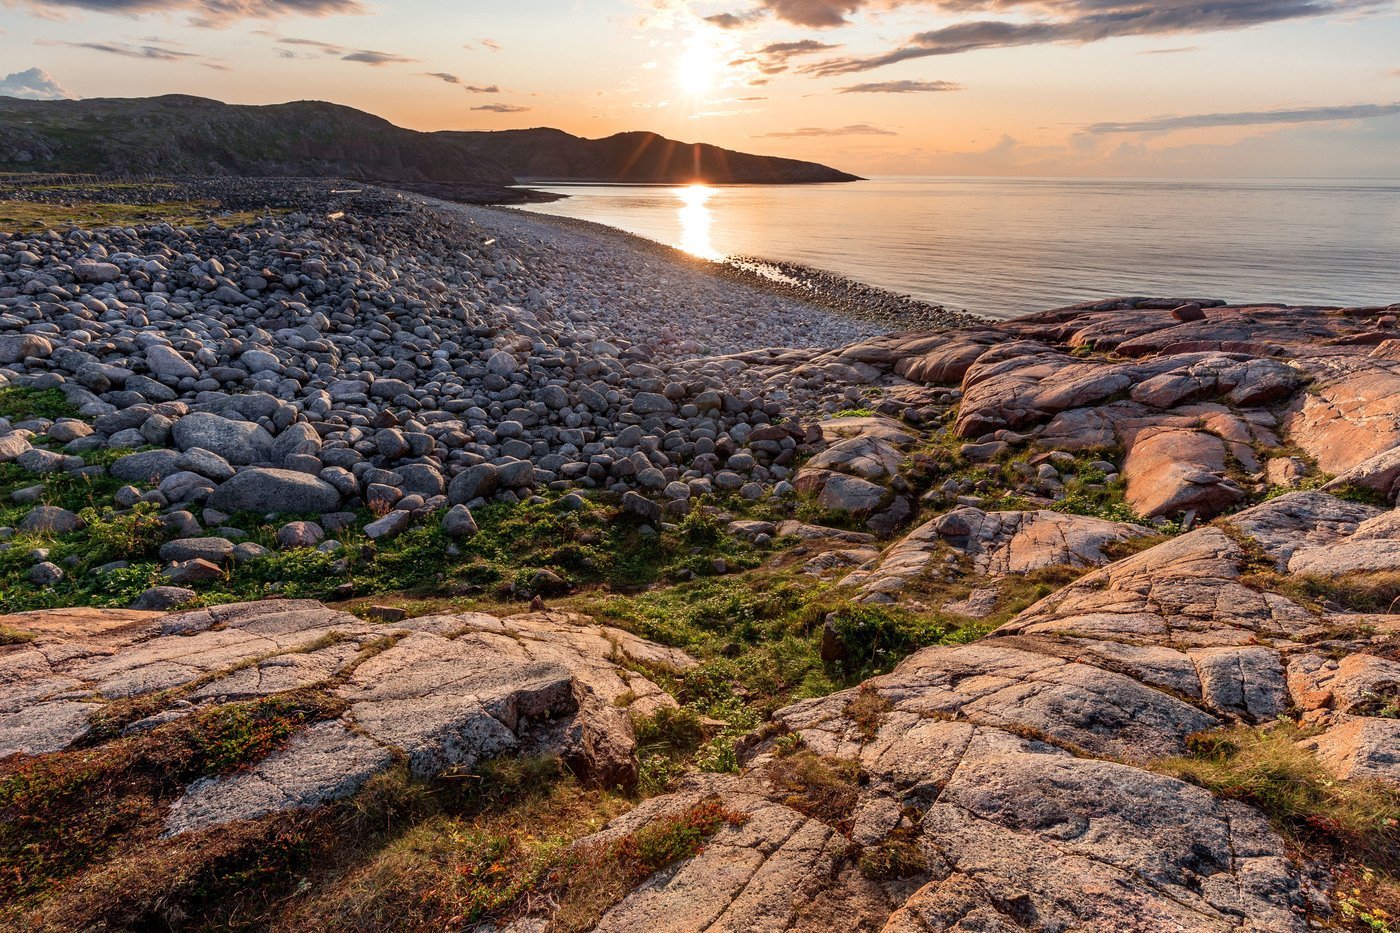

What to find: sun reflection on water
left=676, top=184, right=720, bottom=260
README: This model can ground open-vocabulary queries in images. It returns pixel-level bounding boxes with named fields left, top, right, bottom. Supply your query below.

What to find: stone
left=175, top=447, right=236, bottom=481
left=209, top=468, right=342, bottom=515
left=365, top=510, right=412, bottom=540
left=18, top=506, right=83, bottom=535
left=145, top=345, right=200, bottom=380
left=131, top=586, right=198, bottom=611
left=441, top=504, right=478, bottom=538
left=816, top=473, right=886, bottom=513
left=28, top=561, right=63, bottom=585
left=158, top=537, right=235, bottom=564
left=447, top=463, right=499, bottom=505
left=110, top=449, right=183, bottom=483
left=620, top=490, right=662, bottom=524
left=277, top=521, right=325, bottom=549
left=163, top=558, right=225, bottom=584
left=172, top=413, right=274, bottom=465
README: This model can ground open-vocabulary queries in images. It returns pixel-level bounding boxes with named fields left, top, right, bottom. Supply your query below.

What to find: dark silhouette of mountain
left=440, top=127, right=862, bottom=184
left=0, top=95, right=515, bottom=185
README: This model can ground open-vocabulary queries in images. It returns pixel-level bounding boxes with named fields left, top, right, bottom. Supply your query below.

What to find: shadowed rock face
left=528, top=490, right=1398, bottom=932
left=0, top=599, right=692, bottom=835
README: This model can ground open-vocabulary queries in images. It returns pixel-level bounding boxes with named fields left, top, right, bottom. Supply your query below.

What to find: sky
left=1, top=0, right=1399, bottom=176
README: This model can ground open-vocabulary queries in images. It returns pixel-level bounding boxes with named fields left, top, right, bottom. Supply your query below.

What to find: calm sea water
left=518, top=176, right=1400, bottom=320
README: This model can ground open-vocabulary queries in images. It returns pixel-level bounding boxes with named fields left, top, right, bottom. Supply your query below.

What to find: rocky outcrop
left=522, top=490, right=1398, bottom=931
left=0, top=599, right=692, bottom=834
left=842, top=505, right=1153, bottom=604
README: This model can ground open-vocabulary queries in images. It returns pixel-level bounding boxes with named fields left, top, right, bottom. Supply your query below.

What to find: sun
left=676, top=32, right=721, bottom=98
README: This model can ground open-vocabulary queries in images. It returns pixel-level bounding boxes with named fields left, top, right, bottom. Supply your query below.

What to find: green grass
left=1155, top=724, right=1400, bottom=872
left=0, top=494, right=769, bottom=613
left=0, top=199, right=268, bottom=233
left=0, top=387, right=77, bottom=422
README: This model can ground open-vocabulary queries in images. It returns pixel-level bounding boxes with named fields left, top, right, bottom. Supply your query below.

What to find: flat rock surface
left=0, top=598, right=691, bottom=835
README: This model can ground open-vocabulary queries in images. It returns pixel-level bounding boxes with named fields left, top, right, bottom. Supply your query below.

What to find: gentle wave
left=518, top=176, right=1400, bottom=320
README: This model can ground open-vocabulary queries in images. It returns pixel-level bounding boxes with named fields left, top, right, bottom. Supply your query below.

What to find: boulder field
left=2, top=182, right=1399, bottom=930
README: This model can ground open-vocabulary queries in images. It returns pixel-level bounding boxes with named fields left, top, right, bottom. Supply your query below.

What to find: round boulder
left=209, top=468, right=342, bottom=515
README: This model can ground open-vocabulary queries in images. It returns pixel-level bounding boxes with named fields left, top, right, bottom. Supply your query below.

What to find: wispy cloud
left=735, top=38, right=842, bottom=75
left=423, top=74, right=502, bottom=92
left=1140, top=46, right=1200, bottom=54
left=38, top=38, right=199, bottom=61
left=837, top=79, right=962, bottom=92
left=1085, top=101, right=1400, bottom=134
left=9, top=0, right=367, bottom=29
left=758, top=123, right=896, bottom=137
left=464, top=38, right=502, bottom=52
left=0, top=66, right=74, bottom=99
left=342, top=49, right=417, bottom=66
left=277, top=36, right=345, bottom=55
left=473, top=103, right=530, bottom=113
left=796, top=0, right=1381, bottom=75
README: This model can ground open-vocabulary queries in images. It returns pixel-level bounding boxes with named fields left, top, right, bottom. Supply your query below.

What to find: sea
left=517, top=176, right=1400, bottom=321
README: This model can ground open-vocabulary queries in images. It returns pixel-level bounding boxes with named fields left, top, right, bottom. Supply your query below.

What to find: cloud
left=755, top=39, right=839, bottom=56
left=39, top=38, right=198, bottom=60
left=758, top=123, right=896, bottom=136
left=1140, top=45, right=1200, bottom=53
left=342, top=49, right=416, bottom=66
left=473, top=103, right=530, bottom=113
left=799, top=0, right=1381, bottom=74
left=464, top=37, right=501, bottom=51
left=1084, top=101, right=1400, bottom=134
left=757, top=0, right=865, bottom=27
left=7, top=0, right=367, bottom=28
left=704, top=10, right=761, bottom=28
left=837, top=78, right=962, bottom=92
left=277, top=35, right=344, bottom=54
left=740, top=38, right=842, bottom=74
left=427, top=74, right=502, bottom=92
left=0, top=66, right=74, bottom=99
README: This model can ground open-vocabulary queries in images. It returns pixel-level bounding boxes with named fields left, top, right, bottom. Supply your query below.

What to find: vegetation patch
left=538, top=796, right=747, bottom=933
left=763, top=748, right=862, bottom=832
left=0, top=199, right=268, bottom=232
left=0, top=386, right=78, bottom=422
left=0, top=688, right=340, bottom=917
left=857, top=825, right=929, bottom=881
left=846, top=684, right=894, bottom=742
left=1154, top=724, right=1399, bottom=875
left=1243, top=570, right=1400, bottom=615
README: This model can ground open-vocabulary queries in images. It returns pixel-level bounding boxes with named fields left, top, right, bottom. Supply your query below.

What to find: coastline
left=486, top=202, right=987, bottom=332
left=2, top=175, right=1400, bottom=930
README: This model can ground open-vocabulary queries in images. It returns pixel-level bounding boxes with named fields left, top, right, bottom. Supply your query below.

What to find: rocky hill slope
left=0, top=95, right=517, bottom=184
left=0, top=180, right=1397, bottom=931
left=0, top=97, right=860, bottom=188
left=442, top=127, right=862, bottom=183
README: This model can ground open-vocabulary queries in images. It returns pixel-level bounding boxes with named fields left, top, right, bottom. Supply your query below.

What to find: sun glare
left=676, top=32, right=721, bottom=98
left=676, top=184, right=719, bottom=260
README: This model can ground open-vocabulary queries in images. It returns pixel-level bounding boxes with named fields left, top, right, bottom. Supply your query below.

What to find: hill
left=0, top=97, right=860, bottom=188
left=440, top=127, right=863, bottom=184
left=0, top=95, right=515, bottom=185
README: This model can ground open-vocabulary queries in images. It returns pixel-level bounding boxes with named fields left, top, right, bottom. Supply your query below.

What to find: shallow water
left=519, top=176, right=1400, bottom=320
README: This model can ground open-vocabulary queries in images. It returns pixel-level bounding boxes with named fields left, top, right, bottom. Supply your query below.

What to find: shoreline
left=486, top=203, right=988, bottom=332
